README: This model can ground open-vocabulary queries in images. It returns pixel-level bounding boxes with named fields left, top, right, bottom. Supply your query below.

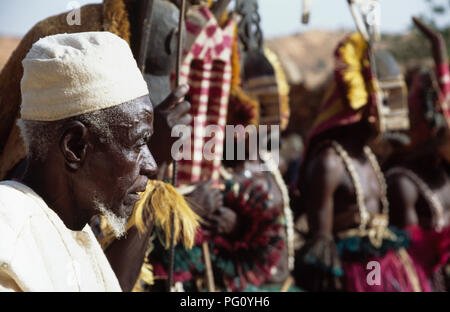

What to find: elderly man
left=0, top=31, right=157, bottom=291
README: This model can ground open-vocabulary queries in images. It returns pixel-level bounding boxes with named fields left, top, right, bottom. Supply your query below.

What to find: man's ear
left=60, top=121, right=89, bottom=170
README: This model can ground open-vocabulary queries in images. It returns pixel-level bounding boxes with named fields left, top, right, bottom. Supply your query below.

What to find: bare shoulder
left=386, top=170, right=419, bottom=201
left=306, top=145, right=346, bottom=181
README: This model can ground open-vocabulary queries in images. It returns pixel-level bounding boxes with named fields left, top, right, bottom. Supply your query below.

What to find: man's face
left=81, top=96, right=157, bottom=224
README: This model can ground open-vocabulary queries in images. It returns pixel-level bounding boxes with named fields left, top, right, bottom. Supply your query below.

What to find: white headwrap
left=20, top=31, right=149, bottom=121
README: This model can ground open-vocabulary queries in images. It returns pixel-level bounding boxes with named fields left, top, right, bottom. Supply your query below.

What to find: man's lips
left=123, top=178, right=149, bottom=214
left=124, top=191, right=143, bottom=208
left=123, top=194, right=140, bottom=214
left=129, top=178, right=148, bottom=195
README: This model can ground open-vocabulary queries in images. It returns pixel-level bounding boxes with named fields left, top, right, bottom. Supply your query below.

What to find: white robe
left=0, top=181, right=122, bottom=292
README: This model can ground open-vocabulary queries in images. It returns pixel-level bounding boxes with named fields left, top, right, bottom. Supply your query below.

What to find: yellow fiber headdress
left=264, top=47, right=291, bottom=131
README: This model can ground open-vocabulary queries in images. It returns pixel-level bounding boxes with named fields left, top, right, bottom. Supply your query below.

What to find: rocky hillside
left=266, top=30, right=349, bottom=89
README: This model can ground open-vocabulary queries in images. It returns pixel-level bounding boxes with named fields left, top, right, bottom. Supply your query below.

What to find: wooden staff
left=202, top=241, right=216, bottom=291
left=347, top=0, right=385, bottom=132
left=135, top=0, right=155, bottom=72
left=168, top=0, right=187, bottom=292
left=347, top=0, right=370, bottom=42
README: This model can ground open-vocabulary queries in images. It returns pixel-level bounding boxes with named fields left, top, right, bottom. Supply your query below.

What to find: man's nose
left=141, top=146, right=158, bottom=178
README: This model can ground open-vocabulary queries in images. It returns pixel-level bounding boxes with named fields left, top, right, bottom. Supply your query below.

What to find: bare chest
left=416, top=169, right=450, bottom=227
left=335, top=157, right=382, bottom=216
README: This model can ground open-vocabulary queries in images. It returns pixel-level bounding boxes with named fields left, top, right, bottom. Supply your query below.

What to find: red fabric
left=342, top=250, right=431, bottom=292
left=153, top=262, right=193, bottom=283
left=436, top=63, right=450, bottom=128
left=306, top=33, right=377, bottom=145
left=406, top=225, right=450, bottom=276
left=436, top=63, right=450, bottom=99
left=408, top=62, right=450, bottom=148
left=176, top=7, right=235, bottom=186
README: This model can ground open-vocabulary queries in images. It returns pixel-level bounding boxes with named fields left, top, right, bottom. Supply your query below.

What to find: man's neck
left=412, top=149, right=443, bottom=171
left=22, top=160, right=89, bottom=231
left=335, top=135, right=368, bottom=159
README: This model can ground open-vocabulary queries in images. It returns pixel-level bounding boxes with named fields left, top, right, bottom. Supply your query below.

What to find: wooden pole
left=168, top=0, right=186, bottom=292
left=136, top=0, right=155, bottom=73
left=202, top=242, right=216, bottom=292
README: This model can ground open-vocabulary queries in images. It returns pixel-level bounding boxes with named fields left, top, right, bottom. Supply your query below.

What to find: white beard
left=94, top=198, right=127, bottom=239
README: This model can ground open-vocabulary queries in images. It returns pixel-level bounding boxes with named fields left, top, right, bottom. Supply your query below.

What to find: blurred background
left=1, top=0, right=449, bottom=136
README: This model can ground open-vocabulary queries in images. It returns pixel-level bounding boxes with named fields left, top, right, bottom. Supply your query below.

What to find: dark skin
left=144, top=0, right=192, bottom=166
left=304, top=121, right=381, bottom=238
left=295, top=120, right=381, bottom=290
left=20, top=97, right=157, bottom=292
left=151, top=0, right=234, bottom=235
left=387, top=152, right=450, bottom=230
left=22, top=97, right=156, bottom=231
left=9, top=0, right=192, bottom=292
left=149, top=85, right=192, bottom=165
left=387, top=17, right=450, bottom=231
left=103, top=86, right=191, bottom=291
left=182, top=179, right=237, bottom=236
left=115, top=0, right=233, bottom=291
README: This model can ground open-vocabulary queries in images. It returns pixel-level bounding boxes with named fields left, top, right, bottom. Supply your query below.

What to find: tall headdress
left=307, top=0, right=409, bottom=146
left=406, top=17, right=450, bottom=150
left=347, top=0, right=409, bottom=135
left=230, top=0, right=290, bottom=131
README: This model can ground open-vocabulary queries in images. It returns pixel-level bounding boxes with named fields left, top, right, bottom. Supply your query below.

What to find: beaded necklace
left=330, top=141, right=389, bottom=231
left=260, top=150, right=295, bottom=271
left=387, top=167, right=445, bottom=231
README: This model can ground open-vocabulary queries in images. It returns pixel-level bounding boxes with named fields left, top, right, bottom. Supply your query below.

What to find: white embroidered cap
left=20, top=31, right=149, bottom=121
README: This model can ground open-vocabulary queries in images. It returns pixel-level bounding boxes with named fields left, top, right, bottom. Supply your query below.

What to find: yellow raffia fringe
left=132, top=257, right=155, bottom=291
left=103, top=0, right=131, bottom=44
left=264, top=47, right=291, bottom=131
left=338, top=32, right=369, bottom=110
left=99, top=180, right=200, bottom=250
left=134, top=180, right=201, bottom=249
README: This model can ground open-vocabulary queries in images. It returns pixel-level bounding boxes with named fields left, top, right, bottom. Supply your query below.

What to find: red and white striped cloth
left=176, top=7, right=235, bottom=186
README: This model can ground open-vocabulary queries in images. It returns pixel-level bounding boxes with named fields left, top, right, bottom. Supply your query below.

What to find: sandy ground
left=0, top=37, right=21, bottom=71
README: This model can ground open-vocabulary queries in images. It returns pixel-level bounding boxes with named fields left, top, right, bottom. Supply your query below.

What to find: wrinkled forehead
left=115, top=95, right=153, bottom=129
